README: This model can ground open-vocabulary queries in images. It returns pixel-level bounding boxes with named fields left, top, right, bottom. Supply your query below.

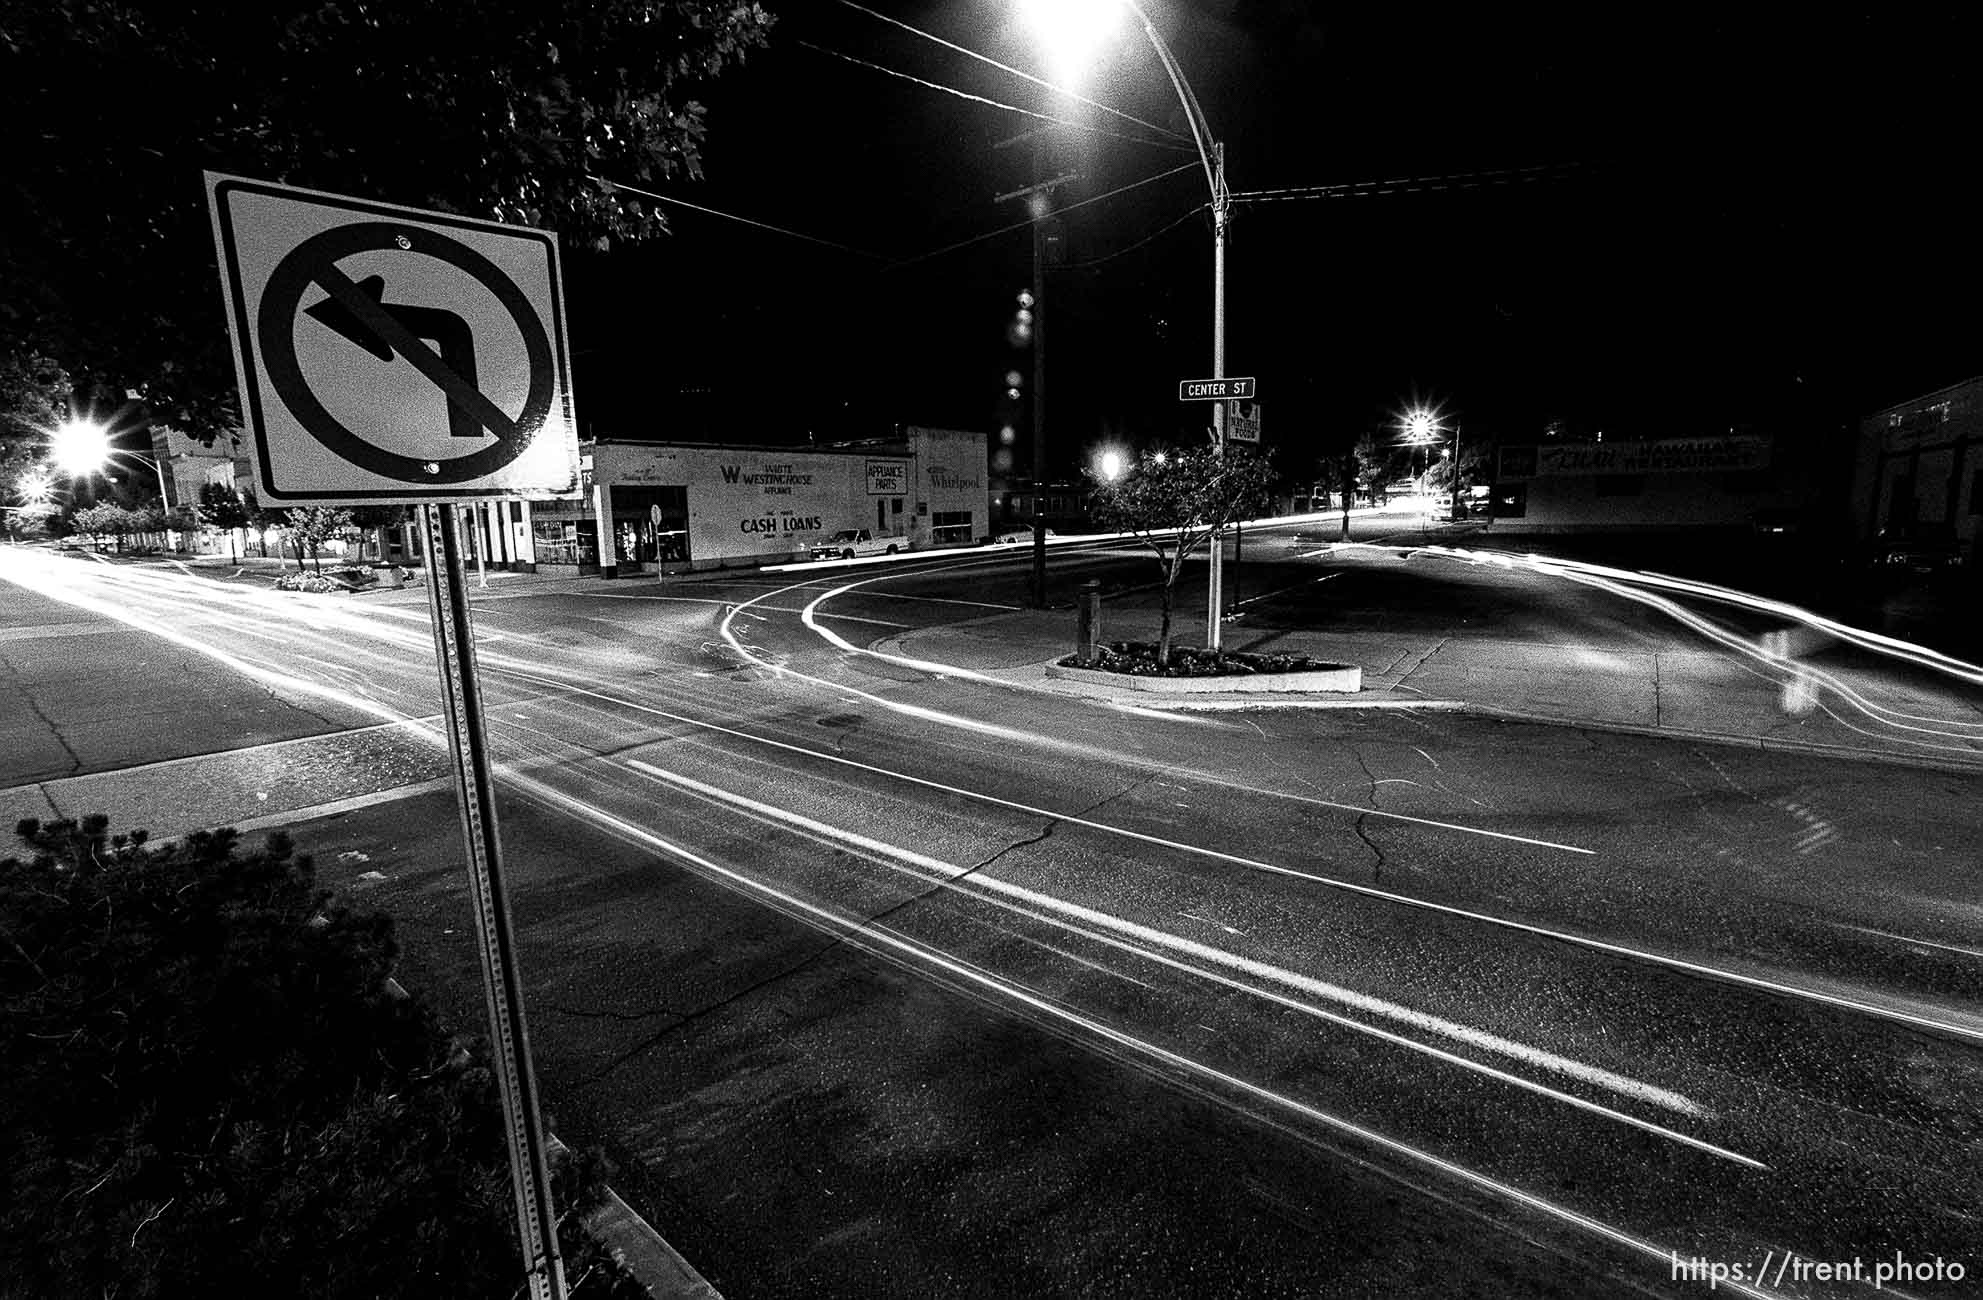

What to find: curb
left=1047, top=660, right=1362, bottom=694
left=546, top=1136, right=722, bottom=1300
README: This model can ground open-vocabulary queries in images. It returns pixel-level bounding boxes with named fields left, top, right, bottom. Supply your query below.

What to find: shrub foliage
left=0, top=817, right=637, bottom=1298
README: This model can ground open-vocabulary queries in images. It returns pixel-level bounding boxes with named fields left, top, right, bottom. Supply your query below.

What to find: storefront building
left=1852, top=376, right=1980, bottom=555
left=527, top=427, right=988, bottom=576
left=1490, top=434, right=1801, bottom=531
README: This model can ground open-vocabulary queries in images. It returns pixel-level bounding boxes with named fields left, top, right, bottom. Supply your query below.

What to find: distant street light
left=51, top=415, right=179, bottom=545
left=16, top=468, right=55, bottom=506
left=1099, top=449, right=1124, bottom=482
left=1399, top=406, right=1462, bottom=517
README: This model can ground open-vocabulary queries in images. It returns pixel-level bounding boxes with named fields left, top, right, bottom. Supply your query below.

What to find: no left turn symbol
left=207, top=173, right=579, bottom=504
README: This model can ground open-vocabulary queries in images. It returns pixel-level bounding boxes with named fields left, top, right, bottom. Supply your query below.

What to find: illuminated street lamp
left=1099, top=449, right=1124, bottom=482
left=1399, top=406, right=1463, bottom=519
left=51, top=417, right=113, bottom=477
left=1021, top=0, right=1234, bottom=648
left=51, top=415, right=179, bottom=545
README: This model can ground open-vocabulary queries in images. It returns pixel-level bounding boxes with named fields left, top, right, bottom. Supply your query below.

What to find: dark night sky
left=565, top=3, right=1979, bottom=479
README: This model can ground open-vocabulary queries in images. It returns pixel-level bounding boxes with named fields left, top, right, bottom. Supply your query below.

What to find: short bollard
left=1076, top=579, right=1102, bottom=665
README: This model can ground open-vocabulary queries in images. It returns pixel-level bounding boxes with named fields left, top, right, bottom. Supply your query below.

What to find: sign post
left=1179, top=377, right=1257, bottom=645
left=421, top=501, right=563, bottom=1298
left=208, top=173, right=580, bottom=1300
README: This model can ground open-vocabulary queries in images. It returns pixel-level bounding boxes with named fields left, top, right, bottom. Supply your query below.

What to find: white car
left=808, top=528, right=901, bottom=561
left=993, top=525, right=1056, bottom=546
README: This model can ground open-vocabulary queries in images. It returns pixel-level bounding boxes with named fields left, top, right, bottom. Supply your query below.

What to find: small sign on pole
left=1226, top=399, right=1261, bottom=444
left=207, top=173, right=573, bottom=1300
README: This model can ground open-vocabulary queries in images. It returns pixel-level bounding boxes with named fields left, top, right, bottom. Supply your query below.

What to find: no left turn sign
left=206, top=173, right=580, bottom=504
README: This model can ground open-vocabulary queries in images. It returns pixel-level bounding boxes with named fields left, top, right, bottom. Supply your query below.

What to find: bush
left=1060, top=641, right=1332, bottom=678
left=0, top=817, right=642, bottom=1299
left=274, top=572, right=342, bottom=593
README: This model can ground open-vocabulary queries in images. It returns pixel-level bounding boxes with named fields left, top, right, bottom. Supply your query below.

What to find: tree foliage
left=197, top=482, right=252, bottom=558
left=69, top=501, right=161, bottom=550
left=0, top=816, right=640, bottom=1299
left=281, top=506, right=355, bottom=573
left=0, top=0, right=775, bottom=439
left=1087, top=446, right=1275, bottom=665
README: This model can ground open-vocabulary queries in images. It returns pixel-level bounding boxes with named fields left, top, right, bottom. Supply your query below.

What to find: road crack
left=578, top=775, right=1156, bottom=1083
left=1348, top=743, right=1389, bottom=883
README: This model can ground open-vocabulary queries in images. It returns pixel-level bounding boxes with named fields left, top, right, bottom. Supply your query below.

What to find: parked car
left=808, top=528, right=901, bottom=561
left=992, top=525, right=1056, bottom=546
left=1869, top=522, right=1965, bottom=574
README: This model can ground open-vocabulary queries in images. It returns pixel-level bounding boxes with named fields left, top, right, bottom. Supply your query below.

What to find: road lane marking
left=626, top=759, right=1769, bottom=1165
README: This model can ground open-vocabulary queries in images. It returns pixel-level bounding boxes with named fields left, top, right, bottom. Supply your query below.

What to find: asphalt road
left=2, top=528, right=1978, bottom=1299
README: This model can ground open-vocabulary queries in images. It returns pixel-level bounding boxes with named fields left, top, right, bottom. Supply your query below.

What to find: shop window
left=611, top=485, right=690, bottom=564
left=531, top=519, right=599, bottom=566
left=930, top=509, right=974, bottom=545
left=1492, top=484, right=1527, bottom=518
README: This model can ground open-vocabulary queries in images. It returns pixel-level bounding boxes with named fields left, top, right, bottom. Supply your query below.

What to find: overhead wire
left=1235, top=162, right=1588, bottom=204
left=1058, top=206, right=1206, bottom=272
left=796, top=40, right=1194, bottom=153
left=585, top=175, right=893, bottom=261
left=833, top=0, right=1190, bottom=146
left=885, top=159, right=1202, bottom=271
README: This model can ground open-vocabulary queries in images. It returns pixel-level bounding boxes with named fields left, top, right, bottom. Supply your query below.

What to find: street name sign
left=1178, top=376, right=1255, bottom=401
left=206, top=173, right=580, bottom=505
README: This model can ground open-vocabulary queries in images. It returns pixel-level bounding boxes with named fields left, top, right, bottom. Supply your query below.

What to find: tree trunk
left=1156, top=555, right=1177, bottom=667
left=310, top=542, right=321, bottom=574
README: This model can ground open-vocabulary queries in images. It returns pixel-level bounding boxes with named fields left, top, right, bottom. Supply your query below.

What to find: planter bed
left=1049, top=642, right=1361, bottom=694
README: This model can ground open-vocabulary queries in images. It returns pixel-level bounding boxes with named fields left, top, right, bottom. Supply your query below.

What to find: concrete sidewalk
left=880, top=602, right=1983, bottom=773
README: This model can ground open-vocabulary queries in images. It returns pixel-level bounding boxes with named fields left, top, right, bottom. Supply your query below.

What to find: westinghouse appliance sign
left=705, top=454, right=836, bottom=550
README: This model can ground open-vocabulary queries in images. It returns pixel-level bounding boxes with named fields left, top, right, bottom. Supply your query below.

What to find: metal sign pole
left=421, top=503, right=566, bottom=1300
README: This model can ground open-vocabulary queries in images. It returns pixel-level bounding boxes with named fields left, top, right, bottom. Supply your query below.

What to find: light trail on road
left=497, top=764, right=1784, bottom=1300
left=11, top=547, right=1977, bottom=1047
left=621, top=758, right=1769, bottom=1154
left=7, top=546, right=1975, bottom=1296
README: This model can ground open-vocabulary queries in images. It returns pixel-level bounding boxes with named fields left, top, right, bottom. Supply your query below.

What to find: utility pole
left=995, top=129, right=1075, bottom=609
left=1450, top=421, right=1464, bottom=522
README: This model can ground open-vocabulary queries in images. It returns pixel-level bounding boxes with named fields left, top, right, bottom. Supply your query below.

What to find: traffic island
left=1048, top=642, right=1361, bottom=694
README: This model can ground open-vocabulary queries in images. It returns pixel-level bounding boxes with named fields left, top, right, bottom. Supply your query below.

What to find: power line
left=886, top=159, right=1202, bottom=271
left=1234, top=162, right=1589, bottom=204
left=1060, top=206, right=1206, bottom=272
left=797, top=40, right=1193, bottom=153
left=833, top=0, right=1190, bottom=146
left=587, top=175, right=891, bottom=260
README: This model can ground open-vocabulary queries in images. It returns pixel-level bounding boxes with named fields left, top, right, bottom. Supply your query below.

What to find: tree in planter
left=0, top=815, right=644, bottom=1299
left=196, top=482, right=252, bottom=560
left=280, top=506, right=353, bottom=574
left=1086, top=446, right=1276, bottom=667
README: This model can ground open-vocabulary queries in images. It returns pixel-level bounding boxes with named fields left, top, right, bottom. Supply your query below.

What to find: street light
left=1099, top=449, right=1124, bottom=482
left=1399, top=406, right=1464, bottom=521
left=1022, top=0, right=1233, bottom=649
left=51, top=418, right=113, bottom=477
left=52, top=415, right=179, bottom=546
